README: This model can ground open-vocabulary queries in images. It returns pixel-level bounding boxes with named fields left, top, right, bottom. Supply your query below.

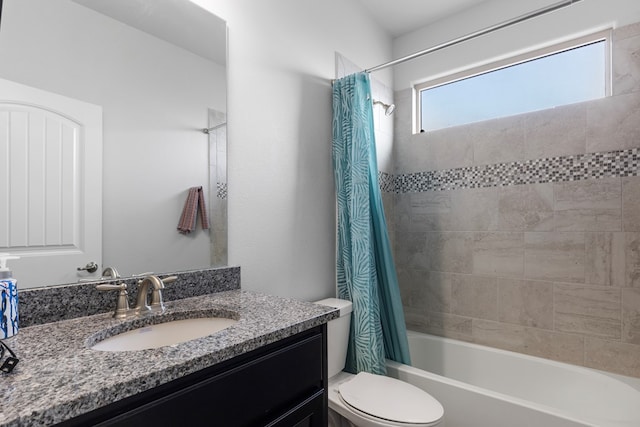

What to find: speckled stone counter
left=0, top=290, right=338, bottom=426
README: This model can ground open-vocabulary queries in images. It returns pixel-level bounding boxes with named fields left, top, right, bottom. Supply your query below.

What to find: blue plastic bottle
left=0, top=253, right=20, bottom=338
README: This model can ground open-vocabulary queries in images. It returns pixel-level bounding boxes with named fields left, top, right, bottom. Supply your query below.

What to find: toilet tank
left=314, top=298, right=353, bottom=378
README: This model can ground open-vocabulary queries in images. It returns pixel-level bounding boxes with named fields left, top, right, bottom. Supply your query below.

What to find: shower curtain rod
left=364, top=0, right=583, bottom=74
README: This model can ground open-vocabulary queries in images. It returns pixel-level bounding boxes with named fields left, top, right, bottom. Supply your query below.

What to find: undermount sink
left=91, top=317, right=238, bottom=352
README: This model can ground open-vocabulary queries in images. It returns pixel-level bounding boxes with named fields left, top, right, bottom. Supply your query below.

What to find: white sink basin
left=91, top=317, right=238, bottom=352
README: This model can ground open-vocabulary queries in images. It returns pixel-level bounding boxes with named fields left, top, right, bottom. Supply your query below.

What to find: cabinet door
left=97, top=332, right=324, bottom=426
left=266, top=390, right=326, bottom=427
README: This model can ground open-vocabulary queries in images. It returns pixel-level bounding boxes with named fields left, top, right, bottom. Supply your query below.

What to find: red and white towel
left=177, top=186, right=210, bottom=234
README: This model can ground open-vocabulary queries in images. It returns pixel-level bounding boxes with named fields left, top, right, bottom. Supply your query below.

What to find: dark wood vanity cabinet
left=59, top=325, right=327, bottom=427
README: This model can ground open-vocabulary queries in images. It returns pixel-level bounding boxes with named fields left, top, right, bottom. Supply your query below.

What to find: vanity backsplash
left=18, top=266, right=241, bottom=327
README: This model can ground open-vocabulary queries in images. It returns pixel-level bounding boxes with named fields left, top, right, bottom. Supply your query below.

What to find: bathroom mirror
left=0, top=0, right=227, bottom=288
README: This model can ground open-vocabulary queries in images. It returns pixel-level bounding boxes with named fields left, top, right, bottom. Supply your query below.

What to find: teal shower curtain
left=332, top=72, right=411, bottom=374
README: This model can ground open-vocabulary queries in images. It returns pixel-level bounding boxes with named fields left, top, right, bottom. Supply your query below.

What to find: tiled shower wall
left=390, top=21, right=640, bottom=377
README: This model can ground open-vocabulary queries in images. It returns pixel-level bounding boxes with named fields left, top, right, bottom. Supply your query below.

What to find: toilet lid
left=338, top=372, right=444, bottom=424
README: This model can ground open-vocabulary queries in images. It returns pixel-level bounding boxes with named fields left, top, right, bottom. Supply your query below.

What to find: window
left=415, top=30, right=611, bottom=133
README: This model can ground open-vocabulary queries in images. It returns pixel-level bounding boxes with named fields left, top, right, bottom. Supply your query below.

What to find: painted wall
left=391, top=2, right=640, bottom=378
left=193, top=0, right=393, bottom=301
left=0, top=0, right=226, bottom=282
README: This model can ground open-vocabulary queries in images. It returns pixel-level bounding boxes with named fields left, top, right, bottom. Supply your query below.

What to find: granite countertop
left=0, top=290, right=338, bottom=427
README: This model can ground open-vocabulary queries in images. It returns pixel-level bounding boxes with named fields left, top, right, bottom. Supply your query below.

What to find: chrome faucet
left=101, top=266, right=120, bottom=279
left=97, top=274, right=177, bottom=318
left=133, top=275, right=177, bottom=314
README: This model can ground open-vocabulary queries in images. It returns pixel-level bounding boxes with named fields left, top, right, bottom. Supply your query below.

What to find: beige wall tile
left=450, top=187, right=498, bottom=231
left=425, top=232, right=473, bottom=273
left=394, top=193, right=411, bottom=233
left=420, top=311, right=474, bottom=341
left=626, top=232, right=640, bottom=288
left=554, top=177, right=621, bottom=211
left=524, top=232, right=585, bottom=283
left=422, top=126, right=474, bottom=171
left=404, top=305, right=428, bottom=332
left=623, top=288, right=640, bottom=344
left=585, top=232, right=626, bottom=287
left=393, top=89, right=412, bottom=151
left=524, top=103, right=587, bottom=160
left=585, top=337, right=640, bottom=377
left=425, top=271, right=453, bottom=314
left=395, top=231, right=429, bottom=270
left=498, top=184, right=554, bottom=231
left=397, top=268, right=429, bottom=309
left=554, top=283, right=622, bottom=339
left=623, top=176, right=640, bottom=232
left=613, top=21, right=640, bottom=41
left=473, top=319, right=585, bottom=365
left=498, top=278, right=553, bottom=329
left=612, top=33, right=640, bottom=96
left=409, top=191, right=453, bottom=232
left=586, top=92, right=640, bottom=153
left=451, top=274, right=498, bottom=320
left=397, top=133, right=430, bottom=174
left=472, top=115, right=525, bottom=165
left=472, top=232, right=524, bottom=277
left=553, top=209, right=622, bottom=232
left=553, top=178, right=622, bottom=231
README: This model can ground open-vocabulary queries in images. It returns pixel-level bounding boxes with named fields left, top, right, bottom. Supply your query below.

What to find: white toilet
left=315, top=298, right=445, bottom=427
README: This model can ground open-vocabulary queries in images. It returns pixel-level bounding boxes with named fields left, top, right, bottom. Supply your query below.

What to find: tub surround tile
left=450, top=187, right=498, bottom=231
left=421, top=125, right=475, bottom=171
left=553, top=283, right=622, bottom=339
left=623, top=176, right=640, bottom=231
left=613, top=21, right=640, bottom=41
left=498, top=184, right=554, bottom=231
left=424, top=271, right=453, bottom=314
left=552, top=166, right=621, bottom=209
left=426, top=232, right=474, bottom=274
left=586, top=92, right=640, bottom=153
left=553, top=178, right=622, bottom=232
left=524, top=103, right=587, bottom=160
left=472, top=319, right=585, bottom=366
left=472, top=232, right=524, bottom=277
left=393, top=19, right=640, bottom=380
left=625, top=232, right=640, bottom=287
left=405, top=191, right=454, bottom=232
left=585, top=232, right=626, bottom=287
left=612, top=32, right=640, bottom=96
left=420, top=311, right=474, bottom=341
left=397, top=268, right=430, bottom=309
left=585, top=337, right=640, bottom=377
left=395, top=231, right=429, bottom=270
left=472, top=115, right=525, bottom=165
left=524, top=232, right=585, bottom=283
left=404, top=305, right=429, bottom=332
left=623, top=288, right=640, bottom=344
left=498, top=278, right=553, bottom=329
left=451, top=274, right=498, bottom=321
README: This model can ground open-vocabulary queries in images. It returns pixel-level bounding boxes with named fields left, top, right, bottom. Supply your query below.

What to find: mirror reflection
left=0, top=0, right=227, bottom=288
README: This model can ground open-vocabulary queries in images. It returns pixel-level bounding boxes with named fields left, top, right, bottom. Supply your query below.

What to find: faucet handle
left=96, top=283, right=130, bottom=319
left=159, top=275, right=178, bottom=284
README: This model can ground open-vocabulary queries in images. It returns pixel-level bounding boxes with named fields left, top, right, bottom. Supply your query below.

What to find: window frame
left=413, top=29, right=612, bottom=134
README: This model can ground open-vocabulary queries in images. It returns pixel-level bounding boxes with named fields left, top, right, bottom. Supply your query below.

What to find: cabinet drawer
left=98, top=330, right=325, bottom=426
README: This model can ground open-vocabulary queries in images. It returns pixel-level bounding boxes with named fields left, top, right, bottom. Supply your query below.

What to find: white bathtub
left=385, top=331, right=640, bottom=427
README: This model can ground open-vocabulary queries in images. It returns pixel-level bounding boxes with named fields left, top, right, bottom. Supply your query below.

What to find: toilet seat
left=337, top=372, right=444, bottom=426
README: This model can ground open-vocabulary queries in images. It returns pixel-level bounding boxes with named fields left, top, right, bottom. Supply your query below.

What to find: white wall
left=393, top=0, right=640, bottom=89
left=0, top=0, right=226, bottom=281
left=192, top=0, right=393, bottom=300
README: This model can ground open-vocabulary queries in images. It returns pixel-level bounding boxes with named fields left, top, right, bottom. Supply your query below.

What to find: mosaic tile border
left=386, top=148, right=640, bottom=193
left=217, top=182, right=228, bottom=199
